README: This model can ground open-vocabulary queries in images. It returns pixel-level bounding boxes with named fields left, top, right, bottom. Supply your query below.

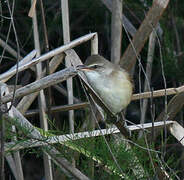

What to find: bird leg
left=114, top=113, right=131, bottom=138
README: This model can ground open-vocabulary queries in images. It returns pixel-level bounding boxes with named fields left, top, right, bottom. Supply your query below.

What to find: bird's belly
left=88, top=76, right=132, bottom=114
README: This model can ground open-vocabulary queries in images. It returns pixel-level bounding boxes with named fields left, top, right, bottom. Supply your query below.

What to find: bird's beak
left=76, top=65, right=92, bottom=71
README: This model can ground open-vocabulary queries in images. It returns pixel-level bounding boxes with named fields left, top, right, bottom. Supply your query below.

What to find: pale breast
left=85, top=70, right=133, bottom=115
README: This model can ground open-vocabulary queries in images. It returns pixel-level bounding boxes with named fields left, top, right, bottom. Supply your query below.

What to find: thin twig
left=6, top=0, right=20, bottom=112
left=32, top=4, right=53, bottom=180
left=39, top=0, right=52, bottom=120
left=5, top=121, right=174, bottom=152
left=1, top=67, right=77, bottom=104
left=0, top=33, right=97, bottom=77
left=16, top=54, right=64, bottom=114
left=139, top=31, right=156, bottom=138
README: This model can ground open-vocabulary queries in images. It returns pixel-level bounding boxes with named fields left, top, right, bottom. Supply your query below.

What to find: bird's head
left=77, top=55, right=114, bottom=76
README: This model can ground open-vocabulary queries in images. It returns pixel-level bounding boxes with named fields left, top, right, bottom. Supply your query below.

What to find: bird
left=77, top=54, right=133, bottom=117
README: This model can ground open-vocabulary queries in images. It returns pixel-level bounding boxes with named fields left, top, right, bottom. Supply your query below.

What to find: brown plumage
left=79, top=55, right=133, bottom=115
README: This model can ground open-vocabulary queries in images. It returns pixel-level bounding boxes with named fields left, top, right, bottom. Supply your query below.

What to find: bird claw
left=116, top=114, right=131, bottom=138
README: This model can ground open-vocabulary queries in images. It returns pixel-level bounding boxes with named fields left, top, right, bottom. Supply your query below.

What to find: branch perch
left=120, top=0, right=170, bottom=71
left=1, top=67, right=77, bottom=103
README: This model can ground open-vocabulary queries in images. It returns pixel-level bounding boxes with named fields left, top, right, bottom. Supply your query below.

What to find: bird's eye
left=92, top=64, right=100, bottom=69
